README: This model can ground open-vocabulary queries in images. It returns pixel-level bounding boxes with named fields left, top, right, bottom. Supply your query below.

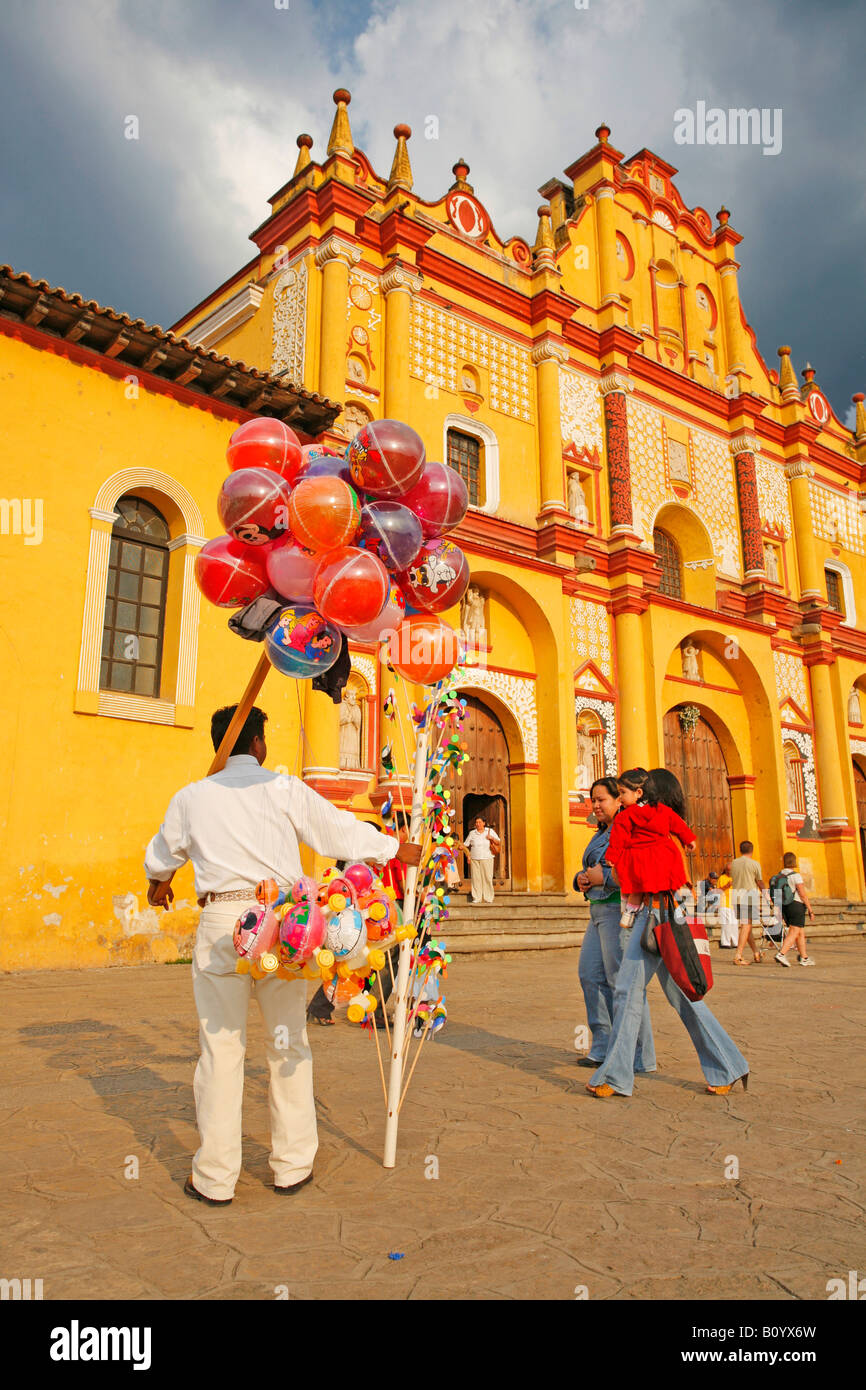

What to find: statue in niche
left=764, top=544, right=780, bottom=584
left=784, top=750, right=799, bottom=812
left=461, top=585, right=487, bottom=649
left=576, top=726, right=595, bottom=793
left=849, top=687, right=862, bottom=724
left=339, top=687, right=362, bottom=770
left=567, top=472, right=590, bottom=527
left=682, top=640, right=700, bottom=682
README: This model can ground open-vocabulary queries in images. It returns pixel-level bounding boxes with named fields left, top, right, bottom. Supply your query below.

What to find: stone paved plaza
left=3, top=943, right=865, bottom=1301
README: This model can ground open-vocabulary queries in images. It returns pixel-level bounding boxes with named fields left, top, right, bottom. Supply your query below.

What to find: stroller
left=760, top=888, right=786, bottom=953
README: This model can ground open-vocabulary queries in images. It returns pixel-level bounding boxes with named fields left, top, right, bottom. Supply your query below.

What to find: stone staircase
left=440, top=893, right=866, bottom=954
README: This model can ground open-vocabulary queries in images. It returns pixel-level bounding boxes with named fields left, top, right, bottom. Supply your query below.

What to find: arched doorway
left=853, top=760, right=866, bottom=879
left=448, top=695, right=511, bottom=891
left=663, top=708, right=734, bottom=883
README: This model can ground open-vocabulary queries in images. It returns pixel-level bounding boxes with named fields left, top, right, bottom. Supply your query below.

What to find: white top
left=464, top=827, right=500, bottom=861
left=782, top=869, right=804, bottom=889
left=144, top=755, right=398, bottom=896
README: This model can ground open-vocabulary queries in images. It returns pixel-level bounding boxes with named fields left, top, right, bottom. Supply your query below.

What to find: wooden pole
left=382, top=716, right=430, bottom=1168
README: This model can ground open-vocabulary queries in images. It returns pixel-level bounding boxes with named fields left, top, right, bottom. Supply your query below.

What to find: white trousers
left=718, top=905, right=738, bottom=948
left=469, top=858, right=495, bottom=903
left=191, top=899, right=317, bottom=1199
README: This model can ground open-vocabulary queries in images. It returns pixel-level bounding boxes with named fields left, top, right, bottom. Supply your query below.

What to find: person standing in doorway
left=730, top=840, right=766, bottom=965
left=462, top=815, right=501, bottom=904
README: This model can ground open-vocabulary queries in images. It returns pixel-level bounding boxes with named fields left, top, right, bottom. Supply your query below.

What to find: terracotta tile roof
left=0, top=264, right=340, bottom=432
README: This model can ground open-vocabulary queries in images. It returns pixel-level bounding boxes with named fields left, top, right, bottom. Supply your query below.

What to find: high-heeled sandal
left=706, top=1073, right=749, bottom=1095
left=733, top=956, right=749, bottom=965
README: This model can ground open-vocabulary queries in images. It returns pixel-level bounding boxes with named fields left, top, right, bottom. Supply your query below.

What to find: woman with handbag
left=586, top=767, right=749, bottom=1100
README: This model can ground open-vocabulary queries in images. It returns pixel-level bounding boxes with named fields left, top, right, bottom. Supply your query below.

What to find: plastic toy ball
left=400, top=462, right=469, bottom=538
left=265, top=605, right=342, bottom=679
left=226, top=418, right=304, bottom=485
left=346, top=419, right=426, bottom=499
left=266, top=541, right=320, bottom=605
left=313, top=546, right=389, bottom=628
left=389, top=614, right=461, bottom=685
left=278, top=898, right=327, bottom=965
left=343, top=863, right=376, bottom=897
left=356, top=501, right=424, bottom=572
left=300, top=446, right=355, bottom=486
left=217, top=467, right=293, bottom=546
left=288, top=476, right=361, bottom=552
left=339, top=582, right=406, bottom=644
left=396, top=538, right=470, bottom=614
left=325, top=908, right=367, bottom=960
left=194, top=536, right=271, bottom=608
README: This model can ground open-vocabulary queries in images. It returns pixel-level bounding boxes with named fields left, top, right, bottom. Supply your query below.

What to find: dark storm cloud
left=0, top=0, right=863, bottom=417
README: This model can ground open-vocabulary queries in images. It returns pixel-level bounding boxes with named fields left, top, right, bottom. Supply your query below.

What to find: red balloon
left=388, top=615, right=460, bottom=685
left=266, top=541, right=319, bottom=604
left=194, top=536, right=270, bottom=608
left=401, top=462, right=469, bottom=538
left=313, top=546, right=389, bottom=628
left=346, top=419, right=426, bottom=498
left=396, top=538, right=470, bottom=614
left=218, top=467, right=292, bottom=547
left=340, top=582, right=406, bottom=643
left=226, top=418, right=304, bottom=484
left=288, top=476, right=360, bottom=552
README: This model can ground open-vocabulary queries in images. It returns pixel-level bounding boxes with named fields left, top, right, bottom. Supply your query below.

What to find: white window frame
left=824, top=559, right=856, bottom=626
left=442, top=414, right=500, bottom=515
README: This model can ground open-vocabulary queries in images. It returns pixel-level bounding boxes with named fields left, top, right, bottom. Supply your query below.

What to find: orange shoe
left=706, top=1073, right=749, bottom=1095
left=585, top=1082, right=620, bottom=1098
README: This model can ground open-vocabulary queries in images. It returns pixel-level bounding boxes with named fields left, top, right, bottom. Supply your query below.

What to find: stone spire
left=777, top=346, right=801, bottom=404
left=387, top=124, right=413, bottom=192
left=293, top=133, right=313, bottom=177
left=532, top=205, right=556, bottom=270
left=327, top=88, right=354, bottom=157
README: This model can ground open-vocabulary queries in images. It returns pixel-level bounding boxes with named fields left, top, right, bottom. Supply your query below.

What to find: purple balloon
left=356, top=501, right=424, bottom=572
left=300, top=452, right=356, bottom=486
left=400, top=462, right=469, bottom=538
left=266, top=541, right=319, bottom=604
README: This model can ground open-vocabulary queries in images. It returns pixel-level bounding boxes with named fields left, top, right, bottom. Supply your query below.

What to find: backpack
left=770, top=871, right=796, bottom=908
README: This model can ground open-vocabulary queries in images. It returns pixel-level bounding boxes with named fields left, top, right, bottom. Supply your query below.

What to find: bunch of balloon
left=194, top=416, right=472, bottom=690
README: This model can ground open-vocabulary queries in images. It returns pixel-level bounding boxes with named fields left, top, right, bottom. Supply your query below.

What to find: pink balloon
left=340, top=582, right=406, bottom=643
left=266, top=541, right=319, bottom=604
left=401, top=462, right=469, bottom=537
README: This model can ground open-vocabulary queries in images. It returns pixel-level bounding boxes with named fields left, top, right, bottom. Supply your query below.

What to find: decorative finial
left=595, top=122, right=611, bottom=144
left=293, top=133, right=313, bottom=177
left=716, top=205, right=730, bottom=226
left=327, top=88, right=354, bottom=157
left=777, top=346, right=800, bottom=404
left=853, top=393, right=866, bottom=443
left=801, top=362, right=816, bottom=384
left=450, top=158, right=473, bottom=192
left=532, top=205, right=556, bottom=269
left=387, top=123, right=413, bottom=192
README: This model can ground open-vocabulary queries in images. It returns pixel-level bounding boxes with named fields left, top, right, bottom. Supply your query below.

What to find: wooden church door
left=449, top=695, right=511, bottom=890
left=663, top=709, right=735, bottom=884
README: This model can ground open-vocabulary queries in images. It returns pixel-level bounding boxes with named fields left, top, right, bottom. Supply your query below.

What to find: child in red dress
left=607, top=768, right=697, bottom=928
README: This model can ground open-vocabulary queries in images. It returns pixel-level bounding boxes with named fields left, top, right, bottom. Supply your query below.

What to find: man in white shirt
left=461, top=815, right=501, bottom=904
left=145, top=703, right=419, bottom=1205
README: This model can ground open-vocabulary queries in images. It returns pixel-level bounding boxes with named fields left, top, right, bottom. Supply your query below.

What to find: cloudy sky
left=2, top=0, right=863, bottom=421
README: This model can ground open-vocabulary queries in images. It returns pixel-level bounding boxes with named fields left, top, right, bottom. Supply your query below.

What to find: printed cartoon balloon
left=389, top=614, right=461, bottom=685
left=325, top=907, right=367, bottom=960
left=301, top=447, right=355, bottom=486
left=217, top=467, right=292, bottom=546
left=396, top=538, right=470, bottom=613
left=356, top=501, right=423, bottom=571
left=226, top=418, right=304, bottom=485
left=194, top=536, right=270, bottom=608
left=313, top=546, right=389, bottom=628
left=288, top=476, right=361, bottom=552
left=339, top=582, right=406, bottom=644
left=346, top=419, right=426, bottom=499
left=265, top=605, right=342, bottom=678
left=266, top=541, right=319, bottom=605
left=400, top=462, right=469, bottom=538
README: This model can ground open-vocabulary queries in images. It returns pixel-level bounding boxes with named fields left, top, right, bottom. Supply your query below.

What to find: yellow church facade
left=3, top=89, right=866, bottom=971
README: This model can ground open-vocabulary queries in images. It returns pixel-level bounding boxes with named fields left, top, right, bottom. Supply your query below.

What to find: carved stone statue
left=764, top=543, right=779, bottom=584
left=339, top=687, right=362, bottom=770
left=576, top=727, right=595, bottom=792
left=682, top=640, right=700, bottom=682
left=784, top=751, right=799, bottom=812
left=849, top=687, right=862, bottom=724
left=567, top=472, right=590, bottom=527
left=461, top=585, right=487, bottom=649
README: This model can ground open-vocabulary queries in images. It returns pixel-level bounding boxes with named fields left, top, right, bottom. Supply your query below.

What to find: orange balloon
left=288, top=476, right=360, bottom=552
left=389, top=614, right=460, bottom=685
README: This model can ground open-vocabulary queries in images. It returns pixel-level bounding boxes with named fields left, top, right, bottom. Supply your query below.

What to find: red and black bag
left=642, top=892, right=713, bottom=1001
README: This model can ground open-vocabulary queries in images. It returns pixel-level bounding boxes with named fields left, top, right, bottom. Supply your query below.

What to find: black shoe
left=184, top=1176, right=232, bottom=1206
left=577, top=1055, right=603, bottom=1068
left=274, top=1171, right=314, bottom=1195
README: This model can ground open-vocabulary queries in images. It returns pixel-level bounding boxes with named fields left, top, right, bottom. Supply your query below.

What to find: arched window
left=783, top=741, right=806, bottom=817
left=447, top=427, right=484, bottom=507
left=101, top=496, right=170, bottom=696
left=653, top=527, right=682, bottom=599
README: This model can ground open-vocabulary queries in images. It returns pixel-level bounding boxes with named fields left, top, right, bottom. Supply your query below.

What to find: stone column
left=719, top=260, right=747, bottom=379
left=531, top=337, right=569, bottom=517
left=785, top=459, right=823, bottom=601
left=730, top=432, right=765, bottom=581
left=379, top=263, right=422, bottom=421
left=599, top=368, right=634, bottom=533
left=314, top=235, right=361, bottom=407
left=594, top=184, right=620, bottom=308
left=805, top=653, right=849, bottom=829
left=611, top=592, right=653, bottom=769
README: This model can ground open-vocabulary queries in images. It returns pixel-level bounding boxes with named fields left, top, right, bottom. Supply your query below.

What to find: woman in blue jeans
left=575, top=777, right=656, bottom=1072
left=586, top=768, right=749, bottom=1099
